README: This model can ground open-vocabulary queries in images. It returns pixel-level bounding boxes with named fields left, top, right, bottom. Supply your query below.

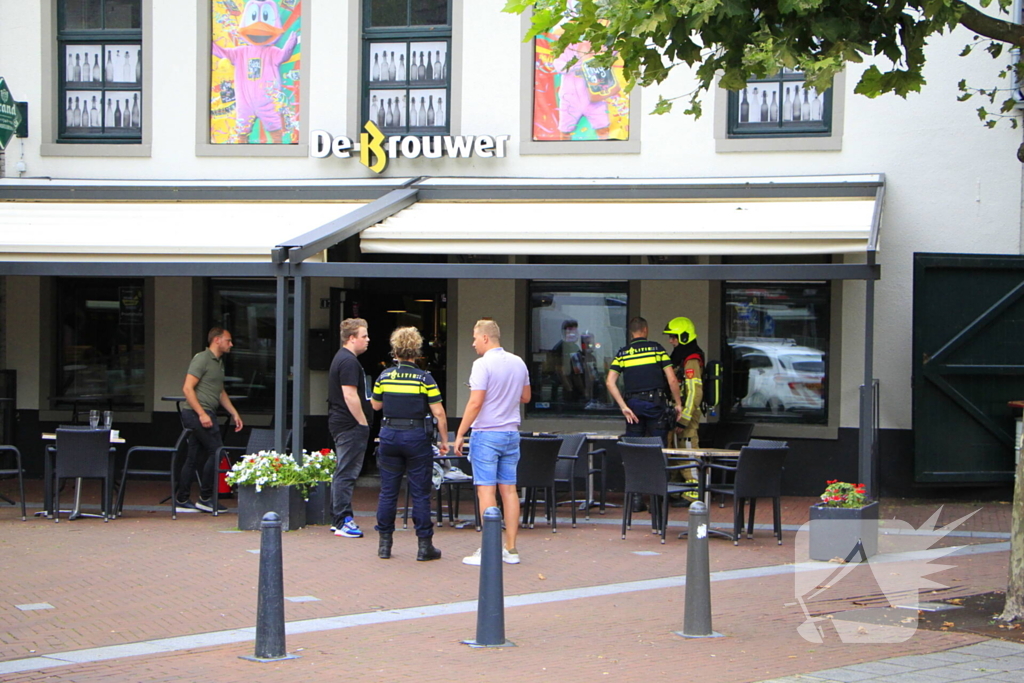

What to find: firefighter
left=664, top=317, right=704, bottom=503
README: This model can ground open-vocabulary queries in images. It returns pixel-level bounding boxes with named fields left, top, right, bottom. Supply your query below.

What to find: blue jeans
left=332, top=424, right=369, bottom=528
left=624, top=398, right=668, bottom=443
left=469, top=431, right=520, bottom=485
left=177, top=409, right=223, bottom=502
left=375, top=427, right=434, bottom=538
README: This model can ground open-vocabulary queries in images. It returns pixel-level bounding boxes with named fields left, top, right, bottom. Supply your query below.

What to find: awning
left=0, top=202, right=368, bottom=262
left=359, top=174, right=884, bottom=256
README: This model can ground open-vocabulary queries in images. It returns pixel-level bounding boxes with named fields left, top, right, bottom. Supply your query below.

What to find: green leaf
left=652, top=96, right=674, bottom=115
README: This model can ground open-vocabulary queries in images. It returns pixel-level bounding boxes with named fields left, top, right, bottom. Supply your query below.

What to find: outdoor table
left=665, top=446, right=740, bottom=541
left=49, top=394, right=126, bottom=424
left=40, top=431, right=125, bottom=520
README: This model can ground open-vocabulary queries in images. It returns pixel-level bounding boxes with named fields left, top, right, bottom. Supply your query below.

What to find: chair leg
left=116, top=453, right=131, bottom=517
left=620, top=491, right=629, bottom=539
left=773, top=496, right=783, bottom=545
left=54, top=477, right=61, bottom=523
left=569, top=477, right=577, bottom=528
left=731, top=496, right=742, bottom=545
left=550, top=487, right=557, bottom=533
left=660, top=495, right=668, bottom=544
left=747, top=498, right=757, bottom=539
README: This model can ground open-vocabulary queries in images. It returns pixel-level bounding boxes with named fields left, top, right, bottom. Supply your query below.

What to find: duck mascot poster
left=210, top=0, right=300, bottom=144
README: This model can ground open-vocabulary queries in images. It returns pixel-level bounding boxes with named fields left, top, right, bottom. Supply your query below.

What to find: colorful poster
left=532, top=31, right=628, bottom=142
left=210, top=0, right=301, bottom=144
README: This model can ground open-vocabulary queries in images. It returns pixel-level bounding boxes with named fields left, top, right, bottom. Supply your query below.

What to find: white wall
left=153, top=278, right=194, bottom=411
left=450, top=279, right=518, bottom=414
left=5, top=277, right=40, bottom=409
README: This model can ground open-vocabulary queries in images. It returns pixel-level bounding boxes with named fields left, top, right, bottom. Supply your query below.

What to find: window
left=56, top=278, right=146, bottom=410
left=526, top=282, right=627, bottom=416
left=721, top=282, right=830, bottom=425
left=209, top=0, right=301, bottom=144
left=209, top=279, right=293, bottom=412
left=728, top=69, right=831, bottom=137
left=362, top=0, right=451, bottom=134
left=57, top=0, right=142, bottom=143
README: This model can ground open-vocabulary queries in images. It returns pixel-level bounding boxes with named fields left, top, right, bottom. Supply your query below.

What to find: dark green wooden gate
left=913, top=253, right=1024, bottom=484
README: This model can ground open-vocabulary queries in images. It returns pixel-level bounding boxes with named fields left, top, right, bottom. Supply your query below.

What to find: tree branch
left=955, top=1, right=1024, bottom=48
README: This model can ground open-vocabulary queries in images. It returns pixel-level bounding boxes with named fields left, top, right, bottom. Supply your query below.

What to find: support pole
left=859, top=253, right=877, bottom=498
left=677, top=501, right=723, bottom=639
left=463, top=506, right=515, bottom=648
left=292, top=272, right=306, bottom=462
left=241, top=512, right=298, bottom=662
left=275, top=273, right=288, bottom=455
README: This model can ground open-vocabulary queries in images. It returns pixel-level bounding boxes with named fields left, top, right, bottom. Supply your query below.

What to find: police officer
left=606, top=316, right=682, bottom=441
left=370, top=326, right=448, bottom=561
left=664, top=317, right=704, bottom=449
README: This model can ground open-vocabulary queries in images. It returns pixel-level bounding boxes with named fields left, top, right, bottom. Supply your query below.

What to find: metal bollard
left=462, top=506, right=515, bottom=648
left=676, top=501, right=723, bottom=639
left=241, top=512, right=299, bottom=662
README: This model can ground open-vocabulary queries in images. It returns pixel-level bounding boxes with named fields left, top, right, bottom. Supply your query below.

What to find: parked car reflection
left=729, top=339, right=825, bottom=416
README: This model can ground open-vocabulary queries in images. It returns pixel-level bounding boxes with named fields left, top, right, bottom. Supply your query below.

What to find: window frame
left=727, top=70, right=832, bottom=138
left=518, top=11, right=640, bottom=155
left=361, top=0, right=453, bottom=136
left=55, top=0, right=144, bottom=145
left=714, top=71, right=845, bottom=153
left=42, top=0, right=152, bottom=156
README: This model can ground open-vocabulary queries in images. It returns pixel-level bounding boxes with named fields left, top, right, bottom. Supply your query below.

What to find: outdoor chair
left=115, top=428, right=191, bottom=519
left=618, top=442, right=698, bottom=543
left=553, top=433, right=588, bottom=528
left=0, top=444, right=27, bottom=520
left=706, top=444, right=790, bottom=545
left=404, top=437, right=480, bottom=531
left=53, top=427, right=117, bottom=522
left=517, top=436, right=563, bottom=532
left=214, top=428, right=291, bottom=516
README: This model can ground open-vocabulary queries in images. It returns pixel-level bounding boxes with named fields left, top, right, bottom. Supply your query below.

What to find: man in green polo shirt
left=176, top=327, right=244, bottom=512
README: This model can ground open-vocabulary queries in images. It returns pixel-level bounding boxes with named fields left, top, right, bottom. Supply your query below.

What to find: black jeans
left=177, top=409, right=223, bottom=502
left=375, top=427, right=434, bottom=538
left=331, top=424, right=370, bottom=527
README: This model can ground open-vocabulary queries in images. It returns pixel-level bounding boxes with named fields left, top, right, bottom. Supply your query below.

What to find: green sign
left=0, top=77, right=23, bottom=151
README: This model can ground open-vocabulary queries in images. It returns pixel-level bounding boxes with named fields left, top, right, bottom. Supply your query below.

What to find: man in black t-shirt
left=328, top=318, right=371, bottom=538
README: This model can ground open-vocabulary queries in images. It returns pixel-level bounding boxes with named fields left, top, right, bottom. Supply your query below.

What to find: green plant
left=820, top=480, right=869, bottom=508
left=225, top=449, right=335, bottom=497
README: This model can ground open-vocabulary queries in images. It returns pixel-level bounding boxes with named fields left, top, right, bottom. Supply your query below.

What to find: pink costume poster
left=211, top=0, right=300, bottom=144
left=532, top=29, right=629, bottom=142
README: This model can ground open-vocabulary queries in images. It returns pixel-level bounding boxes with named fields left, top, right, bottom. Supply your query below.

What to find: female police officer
left=370, top=326, right=448, bottom=561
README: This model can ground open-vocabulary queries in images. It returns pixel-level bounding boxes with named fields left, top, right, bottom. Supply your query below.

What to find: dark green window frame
left=57, top=0, right=143, bottom=143
left=362, top=0, right=452, bottom=135
left=727, top=70, right=832, bottom=138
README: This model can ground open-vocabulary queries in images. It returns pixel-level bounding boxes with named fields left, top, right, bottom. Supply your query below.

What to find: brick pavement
left=0, top=478, right=1014, bottom=682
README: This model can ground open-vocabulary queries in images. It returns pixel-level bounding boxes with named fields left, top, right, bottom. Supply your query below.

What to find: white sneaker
left=502, top=547, right=521, bottom=564
left=462, top=548, right=482, bottom=566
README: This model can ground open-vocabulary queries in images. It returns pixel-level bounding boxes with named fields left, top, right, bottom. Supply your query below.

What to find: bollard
left=241, top=512, right=299, bottom=662
left=462, top=506, right=515, bottom=648
left=676, top=502, right=723, bottom=639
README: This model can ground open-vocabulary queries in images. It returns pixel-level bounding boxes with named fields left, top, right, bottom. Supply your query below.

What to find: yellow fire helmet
left=663, top=317, right=697, bottom=344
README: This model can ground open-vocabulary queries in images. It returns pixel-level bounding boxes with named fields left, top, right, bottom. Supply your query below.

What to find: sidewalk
left=0, top=478, right=1016, bottom=682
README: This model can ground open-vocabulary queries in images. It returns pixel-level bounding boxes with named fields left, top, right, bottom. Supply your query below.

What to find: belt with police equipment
left=624, top=389, right=665, bottom=401
left=382, top=417, right=427, bottom=430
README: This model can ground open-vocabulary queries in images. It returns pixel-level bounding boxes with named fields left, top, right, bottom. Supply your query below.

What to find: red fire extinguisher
left=218, top=455, right=232, bottom=494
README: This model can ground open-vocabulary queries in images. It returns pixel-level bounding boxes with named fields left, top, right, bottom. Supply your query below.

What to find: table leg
left=678, top=458, right=734, bottom=541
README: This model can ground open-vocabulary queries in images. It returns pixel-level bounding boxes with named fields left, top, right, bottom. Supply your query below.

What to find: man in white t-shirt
left=453, top=319, right=531, bottom=566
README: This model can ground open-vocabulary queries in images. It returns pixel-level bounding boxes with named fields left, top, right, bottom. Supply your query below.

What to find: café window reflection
left=722, top=282, right=829, bottom=425
left=527, top=283, right=627, bottom=416
left=56, top=277, right=146, bottom=410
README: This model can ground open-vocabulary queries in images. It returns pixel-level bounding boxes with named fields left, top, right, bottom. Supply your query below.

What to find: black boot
left=416, top=536, right=441, bottom=561
left=378, top=532, right=393, bottom=559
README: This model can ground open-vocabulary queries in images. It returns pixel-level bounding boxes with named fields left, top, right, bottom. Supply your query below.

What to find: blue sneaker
left=335, top=516, right=363, bottom=538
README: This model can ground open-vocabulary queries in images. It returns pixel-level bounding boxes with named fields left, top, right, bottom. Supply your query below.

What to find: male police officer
left=606, top=317, right=682, bottom=441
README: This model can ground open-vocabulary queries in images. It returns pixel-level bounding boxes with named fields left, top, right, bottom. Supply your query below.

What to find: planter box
left=305, top=481, right=332, bottom=526
left=808, top=501, right=879, bottom=562
left=237, top=484, right=307, bottom=531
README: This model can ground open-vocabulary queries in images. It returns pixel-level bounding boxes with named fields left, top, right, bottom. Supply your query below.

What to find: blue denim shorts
left=469, top=431, right=520, bottom=486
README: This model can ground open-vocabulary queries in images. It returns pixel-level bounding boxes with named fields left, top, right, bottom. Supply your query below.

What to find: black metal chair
left=214, top=428, right=290, bottom=516
left=517, top=436, right=563, bottom=532
left=115, top=428, right=191, bottom=519
left=53, top=428, right=117, bottom=522
left=618, top=442, right=698, bottom=543
left=0, top=445, right=27, bottom=520
left=553, top=433, right=588, bottom=528
left=706, top=443, right=790, bottom=545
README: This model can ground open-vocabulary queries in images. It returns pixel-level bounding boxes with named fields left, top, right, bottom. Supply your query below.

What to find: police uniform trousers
left=375, top=426, right=435, bottom=538
left=625, top=397, right=669, bottom=443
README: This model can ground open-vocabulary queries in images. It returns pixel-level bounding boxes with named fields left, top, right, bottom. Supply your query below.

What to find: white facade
left=1, top=0, right=1022, bottom=493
